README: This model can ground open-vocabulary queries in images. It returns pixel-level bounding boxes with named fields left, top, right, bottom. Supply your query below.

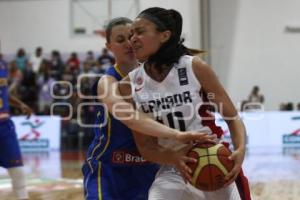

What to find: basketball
left=187, top=143, right=234, bottom=191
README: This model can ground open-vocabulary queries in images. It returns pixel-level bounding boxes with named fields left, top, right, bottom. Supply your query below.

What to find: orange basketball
left=187, top=143, right=234, bottom=191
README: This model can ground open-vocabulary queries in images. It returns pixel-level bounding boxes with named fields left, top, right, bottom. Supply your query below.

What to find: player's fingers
left=181, top=143, right=195, bottom=154
left=183, top=156, right=197, bottom=164
left=225, top=166, right=240, bottom=182
left=224, top=170, right=239, bottom=187
left=179, top=169, right=192, bottom=183
left=177, top=162, right=192, bottom=183
left=180, top=159, right=193, bottom=174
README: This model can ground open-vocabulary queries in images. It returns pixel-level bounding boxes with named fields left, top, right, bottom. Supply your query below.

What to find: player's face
left=106, top=23, right=135, bottom=65
left=130, top=18, right=168, bottom=62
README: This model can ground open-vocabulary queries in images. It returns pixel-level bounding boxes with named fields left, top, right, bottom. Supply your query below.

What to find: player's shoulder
left=128, top=63, right=144, bottom=82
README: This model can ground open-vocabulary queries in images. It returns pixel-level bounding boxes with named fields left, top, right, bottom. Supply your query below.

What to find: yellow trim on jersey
left=114, top=64, right=125, bottom=78
left=98, top=161, right=102, bottom=200
left=87, top=121, right=103, bottom=167
left=96, top=113, right=112, bottom=160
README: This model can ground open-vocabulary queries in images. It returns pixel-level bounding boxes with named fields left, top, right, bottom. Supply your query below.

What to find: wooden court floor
left=1, top=147, right=300, bottom=200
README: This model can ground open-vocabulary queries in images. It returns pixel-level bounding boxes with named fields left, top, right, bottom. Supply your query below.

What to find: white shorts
left=148, top=165, right=241, bottom=200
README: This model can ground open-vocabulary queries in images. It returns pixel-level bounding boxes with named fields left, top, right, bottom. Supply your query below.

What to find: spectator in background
left=66, top=52, right=80, bottom=73
left=248, top=85, right=264, bottom=104
left=19, top=64, right=38, bottom=112
left=15, top=48, right=28, bottom=72
left=285, top=102, right=294, bottom=111
left=297, top=103, right=300, bottom=111
left=37, top=64, right=55, bottom=114
left=30, top=47, right=44, bottom=74
left=97, top=47, right=115, bottom=71
left=84, top=51, right=97, bottom=69
left=241, top=85, right=264, bottom=111
left=50, top=50, right=65, bottom=80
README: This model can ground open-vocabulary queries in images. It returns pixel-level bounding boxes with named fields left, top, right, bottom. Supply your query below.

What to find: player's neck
left=145, top=62, right=173, bottom=82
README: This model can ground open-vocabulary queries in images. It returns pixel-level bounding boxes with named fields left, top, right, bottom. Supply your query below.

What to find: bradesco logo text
left=112, top=151, right=148, bottom=165
left=282, top=116, right=300, bottom=144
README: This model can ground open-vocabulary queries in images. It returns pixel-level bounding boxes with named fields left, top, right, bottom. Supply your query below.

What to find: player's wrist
left=173, top=129, right=182, bottom=141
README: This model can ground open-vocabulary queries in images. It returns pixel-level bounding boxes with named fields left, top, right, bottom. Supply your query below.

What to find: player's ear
left=160, top=30, right=171, bottom=43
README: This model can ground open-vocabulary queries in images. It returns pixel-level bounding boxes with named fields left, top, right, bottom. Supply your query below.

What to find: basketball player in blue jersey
left=117, top=7, right=252, bottom=200
left=82, top=17, right=216, bottom=200
left=0, top=55, right=32, bottom=200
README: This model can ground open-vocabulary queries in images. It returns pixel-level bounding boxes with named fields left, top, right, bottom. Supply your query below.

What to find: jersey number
left=157, top=111, right=186, bottom=131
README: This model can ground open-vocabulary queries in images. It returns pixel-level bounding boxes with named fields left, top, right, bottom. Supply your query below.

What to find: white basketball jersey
left=128, top=55, right=223, bottom=150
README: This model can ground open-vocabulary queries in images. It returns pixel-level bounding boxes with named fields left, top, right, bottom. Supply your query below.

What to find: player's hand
left=176, top=131, right=217, bottom=144
left=20, top=104, right=33, bottom=119
left=224, top=148, right=245, bottom=186
left=171, top=144, right=196, bottom=184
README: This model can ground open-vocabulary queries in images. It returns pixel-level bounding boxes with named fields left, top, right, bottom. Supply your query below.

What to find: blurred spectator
left=248, top=86, right=264, bottom=103
left=50, top=50, right=65, bottom=80
left=19, top=64, right=38, bottom=112
left=280, top=102, right=295, bottom=111
left=97, top=48, right=115, bottom=71
left=241, top=85, right=264, bottom=111
left=285, top=102, right=294, bottom=111
left=15, top=48, right=28, bottom=72
left=66, top=52, right=80, bottom=73
left=30, top=46, right=44, bottom=74
left=37, top=66, right=55, bottom=114
left=297, top=103, right=300, bottom=111
left=84, top=51, right=97, bottom=68
left=8, top=61, right=23, bottom=96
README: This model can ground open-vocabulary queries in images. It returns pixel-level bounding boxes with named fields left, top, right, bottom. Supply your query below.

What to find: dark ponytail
left=138, top=7, right=190, bottom=72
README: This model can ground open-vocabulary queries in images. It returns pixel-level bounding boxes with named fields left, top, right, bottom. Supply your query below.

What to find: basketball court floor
left=1, top=147, right=300, bottom=200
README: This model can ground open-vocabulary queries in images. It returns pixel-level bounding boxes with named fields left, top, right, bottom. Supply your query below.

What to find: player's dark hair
left=137, top=7, right=190, bottom=71
left=106, top=17, right=133, bottom=43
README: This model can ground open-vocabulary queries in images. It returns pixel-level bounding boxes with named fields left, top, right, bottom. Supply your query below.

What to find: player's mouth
left=125, top=49, right=134, bottom=55
left=132, top=46, right=141, bottom=53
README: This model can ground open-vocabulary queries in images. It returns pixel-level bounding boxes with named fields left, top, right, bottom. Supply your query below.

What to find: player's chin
left=125, top=52, right=135, bottom=60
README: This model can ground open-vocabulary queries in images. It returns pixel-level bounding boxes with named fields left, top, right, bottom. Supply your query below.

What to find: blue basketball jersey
left=83, top=66, right=158, bottom=200
left=0, top=59, right=23, bottom=168
left=0, top=60, right=10, bottom=115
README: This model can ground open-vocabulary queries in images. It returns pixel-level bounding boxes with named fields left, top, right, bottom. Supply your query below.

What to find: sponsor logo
left=134, top=77, right=144, bottom=92
left=19, top=118, right=49, bottom=150
left=136, top=77, right=143, bottom=85
left=134, top=86, right=143, bottom=92
left=112, top=151, right=148, bottom=165
left=282, top=116, right=300, bottom=145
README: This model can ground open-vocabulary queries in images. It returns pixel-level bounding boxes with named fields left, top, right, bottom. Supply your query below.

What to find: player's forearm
left=226, top=118, right=246, bottom=152
left=105, top=96, right=180, bottom=139
left=99, top=76, right=180, bottom=139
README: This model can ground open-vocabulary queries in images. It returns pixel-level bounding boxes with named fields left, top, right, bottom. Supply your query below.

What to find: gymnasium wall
left=210, top=0, right=300, bottom=110
left=1, top=0, right=298, bottom=110
left=0, top=0, right=201, bottom=54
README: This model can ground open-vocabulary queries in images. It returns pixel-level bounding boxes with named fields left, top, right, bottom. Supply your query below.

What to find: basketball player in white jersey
left=118, top=7, right=252, bottom=200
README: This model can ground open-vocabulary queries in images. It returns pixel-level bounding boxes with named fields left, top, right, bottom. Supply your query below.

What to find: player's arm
left=99, top=75, right=214, bottom=142
left=132, top=131, right=195, bottom=182
left=9, top=95, right=33, bottom=118
left=98, top=75, right=179, bottom=138
left=192, top=57, right=246, bottom=184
